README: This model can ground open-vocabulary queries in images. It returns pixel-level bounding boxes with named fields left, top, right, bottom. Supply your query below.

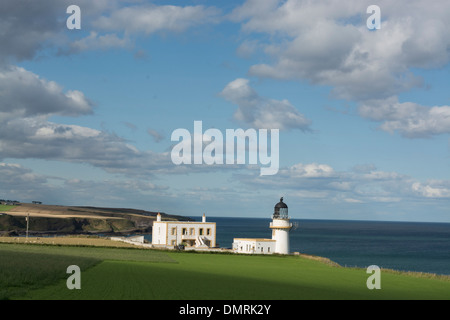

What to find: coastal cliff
left=0, top=203, right=191, bottom=236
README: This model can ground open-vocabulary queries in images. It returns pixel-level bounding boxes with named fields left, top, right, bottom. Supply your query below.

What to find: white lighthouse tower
left=270, top=197, right=293, bottom=254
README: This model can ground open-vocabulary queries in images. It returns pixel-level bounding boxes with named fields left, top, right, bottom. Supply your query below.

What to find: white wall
left=152, top=221, right=216, bottom=247
left=270, top=218, right=292, bottom=254
left=272, top=229, right=290, bottom=254
left=152, top=221, right=167, bottom=245
left=232, top=239, right=275, bottom=254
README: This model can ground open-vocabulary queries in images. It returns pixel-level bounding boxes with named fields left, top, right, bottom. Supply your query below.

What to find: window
left=171, top=227, right=177, bottom=235
left=207, top=228, right=211, bottom=236
left=199, top=228, right=204, bottom=235
left=190, top=228, right=195, bottom=235
left=182, top=228, right=187, bottom=235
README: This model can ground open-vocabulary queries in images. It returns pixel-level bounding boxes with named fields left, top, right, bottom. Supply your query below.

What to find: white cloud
left=236, top=161, right=449, bottom=205
left=0, top=0, right=63, bottom=63
left=0, top=0, right=124, bottom=64
left=359, top=97, right=450, bottom=138
left=0, top=66, right=174, bottom=176
left=412, top=181, right=450, bottom=198
left=289, top=163, right=335, bottom=178
left=0, top=66, right=93, bottom=118
left=0, top=69, right=264, bottom=178
left=232, top=0, right=445, bottom=96
left=65, top=32, right=131, bottom=54
left=0, top=161, right=171, bottom=206
left=231, top=0, right=450, bottom=138
left=94, top=4, right=220, bottom=34
left=0, top=163, right=49, bottom=200
left=343, top=198, right=364, bottom=203
left=0, top=1, right=221, bottom=61
left=220, top=78, right=312, bottom=131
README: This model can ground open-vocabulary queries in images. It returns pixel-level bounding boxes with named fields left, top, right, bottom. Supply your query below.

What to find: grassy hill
left=1, top=241, right=449, bottom=300
left=0, top=203, right=191, bottom=236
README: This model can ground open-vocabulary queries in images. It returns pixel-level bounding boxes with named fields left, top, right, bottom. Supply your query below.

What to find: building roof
left=154, top=221, right=215, bottom=224
left=274, top=197, right=288, bottom=209
left=233, top=238, right=276, bottom=242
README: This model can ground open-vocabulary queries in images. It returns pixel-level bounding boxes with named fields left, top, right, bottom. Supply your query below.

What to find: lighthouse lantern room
left=270, top=197, right=293, bottom=254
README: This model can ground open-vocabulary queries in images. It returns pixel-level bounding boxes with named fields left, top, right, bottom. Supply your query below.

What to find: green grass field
left=1, top=242, right=450, bottom=300
left=0, top=205, right=15, bottom=212
left=0, top=243, right=174, bottom=299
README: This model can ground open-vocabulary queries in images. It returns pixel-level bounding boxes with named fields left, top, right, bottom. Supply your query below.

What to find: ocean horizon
left=145, top=216, right=450, bottom=276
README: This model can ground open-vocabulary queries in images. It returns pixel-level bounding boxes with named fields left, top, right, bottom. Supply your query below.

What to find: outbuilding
left=152, top=213, right=216, bottom=249
left=232, top=238, right=276, bottom=254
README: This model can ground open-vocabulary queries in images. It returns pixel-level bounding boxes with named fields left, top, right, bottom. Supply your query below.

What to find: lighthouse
left=232, top=197, right=294, bottom=255
left=270, top=197, right=293, bottom=254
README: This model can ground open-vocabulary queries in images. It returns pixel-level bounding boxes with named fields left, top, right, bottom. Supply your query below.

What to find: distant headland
left=0, top=202, right=191, bottom=237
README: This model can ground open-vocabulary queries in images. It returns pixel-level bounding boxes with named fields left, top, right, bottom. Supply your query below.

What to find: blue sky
left=1, top=0, right=450, bottom=222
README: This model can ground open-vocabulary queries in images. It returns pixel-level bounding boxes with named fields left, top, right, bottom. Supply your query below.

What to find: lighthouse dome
left=273, top=197, right=288, bottom=219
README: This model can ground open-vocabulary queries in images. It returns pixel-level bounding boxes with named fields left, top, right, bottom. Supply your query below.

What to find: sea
left=146, top=217, right=450, bottom=276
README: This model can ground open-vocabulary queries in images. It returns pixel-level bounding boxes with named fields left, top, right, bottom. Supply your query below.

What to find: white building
left=233, top=197, right=293, bottom=254
left=152, top=213, right=216, bottom=249
left=232, top=238, right=276, bottom=254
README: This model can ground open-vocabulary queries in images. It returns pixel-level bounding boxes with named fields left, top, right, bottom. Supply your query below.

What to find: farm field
left=0, top=242, right=174, bottom=300
left=0, top=205, right=15, bottom=212
left=1, top=241, right=450, bottom=300
left=0, top=235, right=140, bottom=248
